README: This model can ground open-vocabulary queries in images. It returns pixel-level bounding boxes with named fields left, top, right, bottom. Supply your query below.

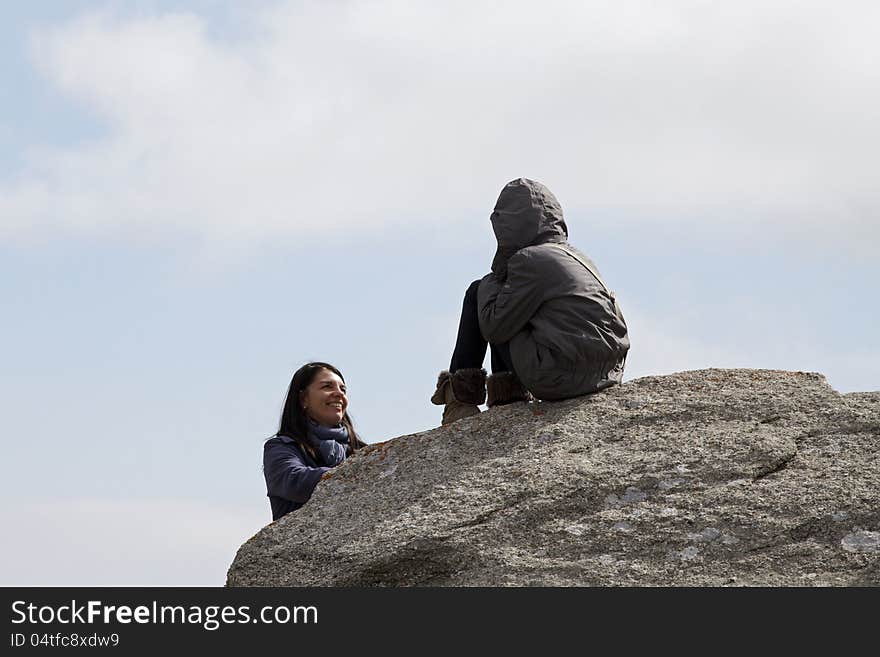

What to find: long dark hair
left=277, top=362, right=365, bottom=457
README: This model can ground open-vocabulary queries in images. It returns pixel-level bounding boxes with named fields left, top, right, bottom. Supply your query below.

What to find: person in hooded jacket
left=431, top=178, right=630, bottom=424
left=263, top=361, right=366, bottom=520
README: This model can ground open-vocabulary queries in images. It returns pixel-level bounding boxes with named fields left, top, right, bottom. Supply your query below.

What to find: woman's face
left=300, top=368, right=348, bottom=427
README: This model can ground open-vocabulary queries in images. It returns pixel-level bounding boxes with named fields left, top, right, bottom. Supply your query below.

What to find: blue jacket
left=263, top=434, right=338, bottom=521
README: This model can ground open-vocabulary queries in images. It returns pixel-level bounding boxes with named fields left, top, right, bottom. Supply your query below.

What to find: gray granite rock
left=227, top=368, right=880, bottom=586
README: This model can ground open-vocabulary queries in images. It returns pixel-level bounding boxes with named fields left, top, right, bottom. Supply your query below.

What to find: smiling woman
left=262, top=362, right=366, bottom=521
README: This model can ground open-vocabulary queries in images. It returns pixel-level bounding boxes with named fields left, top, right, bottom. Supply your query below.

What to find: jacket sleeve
left=477, top=249, right=545, bottom=344
left=263, top=442, right=329, bottom=504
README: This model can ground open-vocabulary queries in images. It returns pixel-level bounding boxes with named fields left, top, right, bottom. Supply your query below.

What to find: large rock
left=227, top=369, right=880, bottom=586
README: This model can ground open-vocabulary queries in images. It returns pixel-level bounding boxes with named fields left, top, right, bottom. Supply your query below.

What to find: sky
left=1, top=0, right=878, bottom=586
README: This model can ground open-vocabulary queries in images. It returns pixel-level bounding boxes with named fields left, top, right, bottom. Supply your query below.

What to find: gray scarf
left=306, top=418, right=348, bottom=467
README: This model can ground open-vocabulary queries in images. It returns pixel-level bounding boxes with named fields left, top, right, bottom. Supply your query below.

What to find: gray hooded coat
left=477, top=179, right=629, bottom=400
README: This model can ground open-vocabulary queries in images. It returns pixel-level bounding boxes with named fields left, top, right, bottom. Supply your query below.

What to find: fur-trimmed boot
left=430, top=368, right=487, bottom=425
left=486, top=371, right=534, bottom=407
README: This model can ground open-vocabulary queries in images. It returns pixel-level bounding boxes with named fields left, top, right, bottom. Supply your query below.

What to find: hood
left=490, top=178, right=568, bottom=275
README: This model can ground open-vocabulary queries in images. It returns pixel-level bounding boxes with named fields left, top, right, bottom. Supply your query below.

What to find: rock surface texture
left=227, top=369, right=880, bottom=586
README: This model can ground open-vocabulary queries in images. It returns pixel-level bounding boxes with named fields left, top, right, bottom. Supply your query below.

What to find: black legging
left=449, top=279, right=516, bottom=375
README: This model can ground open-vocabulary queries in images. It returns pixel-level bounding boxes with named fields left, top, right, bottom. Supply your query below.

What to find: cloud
left=621, top=294, right=880, bottom=394
left=0, top=498, right=268, bottom=585
left=2, top=1, right=879, bottom=252
left=622, top=304, right=756, bottom=382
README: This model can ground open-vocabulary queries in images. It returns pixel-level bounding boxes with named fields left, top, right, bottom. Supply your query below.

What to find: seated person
left=432, top=178, right=630, bottom=424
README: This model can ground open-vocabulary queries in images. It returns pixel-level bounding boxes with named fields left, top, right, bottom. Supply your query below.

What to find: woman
left=263, top=362, right=366, bottom=520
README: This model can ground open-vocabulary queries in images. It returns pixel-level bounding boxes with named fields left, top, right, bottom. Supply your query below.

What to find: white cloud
left=0, top=498, right=268, bottom=585
left=621, top=296, right=880, bottom=394
left=1, top=1, right=879, bottom=252
left=622, top=304, right=754, bottom=382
